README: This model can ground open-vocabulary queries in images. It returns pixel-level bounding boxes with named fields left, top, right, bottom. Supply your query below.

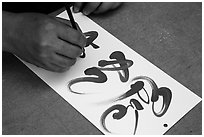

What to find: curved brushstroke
left=98, top=51, right=133, bottom=82
left=110, top=51, right=131, bottom=82
left=68, top=51, right=133, bottom=94
left=101, top=99, right=143, bottom=134
left=84, top=31, right=99, bottom=49
left=112, top=81, right=150, bottom=103
left=68, top=67, right=107, bottom=94
left=128, top=99, right=143, bottom=134
left=131, top=76, right=172, bottom=117
left=130, top=99, right=144, bottom=110
left=133, top=110, right=139, bottom=135
left=152, top=87, right=172, bottom=117
left=100, top=104, right=127, bottom=133
left=131, top=76, right=159, bottom=102
left=80, top=31, right=99, bottom=58
left=98, top=60, right=133, bottom=71
left=100, top=76, right=171, bottom=134
left=138, top=87, right=150, bottom=104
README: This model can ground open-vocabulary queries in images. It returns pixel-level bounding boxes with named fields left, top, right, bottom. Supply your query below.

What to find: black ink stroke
left=111, top=81, right=150, bottom=104
left=80, top=31, right=99, bottom=58
left=151, top=87, right=172, bottom=117
left=68, top=67, right=107, bottom=94
left=85, top=31, right=99, bottom=49
left=100, top=76, right=172, bottom=134
left=129, top=99, right=143, bottom=135
left=98, top=51, right=133, bottom=82
left=131, top=76, right=172, bottom=117
left=100, top=99, right=144, bottom=134
left=100, top=104, right=127, bottom=133
left=68, top=51, right=133, bottom=94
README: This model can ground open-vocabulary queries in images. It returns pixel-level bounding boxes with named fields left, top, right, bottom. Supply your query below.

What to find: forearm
left=2, top=11, right=17, bottom=53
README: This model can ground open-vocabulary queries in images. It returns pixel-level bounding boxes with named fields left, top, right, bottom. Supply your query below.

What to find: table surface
left=2, top=2, right=202, bottom=135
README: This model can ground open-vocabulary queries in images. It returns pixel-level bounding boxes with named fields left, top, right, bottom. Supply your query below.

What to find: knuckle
left=41, top=18, right=56, bottom=30
left=38, top=40, right=56, bottom=59
left=39, top=39, right=52, bottom=51
left=38, top=21, right=56, bottom=37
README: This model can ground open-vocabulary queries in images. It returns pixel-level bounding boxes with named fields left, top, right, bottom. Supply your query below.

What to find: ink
left=100, top=76, right=172, bottom=134
left=68, top=51, right=133, bottom=94
left=129, top=99, right=144, bottom=110
left=100, top=104, right=127, bottom=134
left=80, top=31, right=99, bottom=58
left=84, top=31, right=99, bottom=49
left=152, top=87, right=172, bottom=117
left=68, top=67, right=107, bottom=94
left=129, top=99, right=143, bottom=135
left=131, top=76, right=172, bottom=117
left=112, top=81, right=150, bottom=104
left=98, top=51, right=133, bottom=82
left=163, top=124, right=168, bottom=127
left=100, top=99, right=143, bottom=134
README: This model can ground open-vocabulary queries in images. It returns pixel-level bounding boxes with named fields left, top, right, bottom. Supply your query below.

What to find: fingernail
left=73, top=7, right=79, bottom=13
left=83, top=10, right=89, bottom=15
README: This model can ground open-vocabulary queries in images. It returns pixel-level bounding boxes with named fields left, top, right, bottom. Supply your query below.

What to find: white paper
left=19, top=10, right=201, bottom=135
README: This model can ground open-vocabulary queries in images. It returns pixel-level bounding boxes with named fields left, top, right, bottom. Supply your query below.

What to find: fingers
left=41, top=17, right=85, bottom=72
left=93, top=2, right=112, bottom=14
left=110, top=2, right=122, bottom=10
left=93, top=2, right=119, bottom=14
left=73, top=2, right=84, bottom=13
left=50, top=53, right=77, bottom=72
left=41, top=62, right=71, bottom=72
left=81, top=2, right=101, bottom=15
left=53, top=53, right=77, bottom=67
left=55, top=39, right=82, bottom=59
left=36, top=52, right=77, bottom=72
left=47, top=37, right=82, bottom=72
left=73, top=2, right=122, bottom=15
left=56, top=21, right=86, bottom=49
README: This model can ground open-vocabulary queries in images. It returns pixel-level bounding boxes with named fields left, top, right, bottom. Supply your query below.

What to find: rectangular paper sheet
left=19, top=10, right=201, bottom=135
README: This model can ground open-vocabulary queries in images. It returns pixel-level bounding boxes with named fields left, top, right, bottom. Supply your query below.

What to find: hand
left=73, top=2, right=122, bottom=15
left=3, top=12, right=86, bottom=72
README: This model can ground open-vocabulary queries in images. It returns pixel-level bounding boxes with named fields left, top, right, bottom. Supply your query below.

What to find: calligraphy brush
left=65, top=3, right=85, bottom=57
left=65, top=3, right=77, bottom=29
